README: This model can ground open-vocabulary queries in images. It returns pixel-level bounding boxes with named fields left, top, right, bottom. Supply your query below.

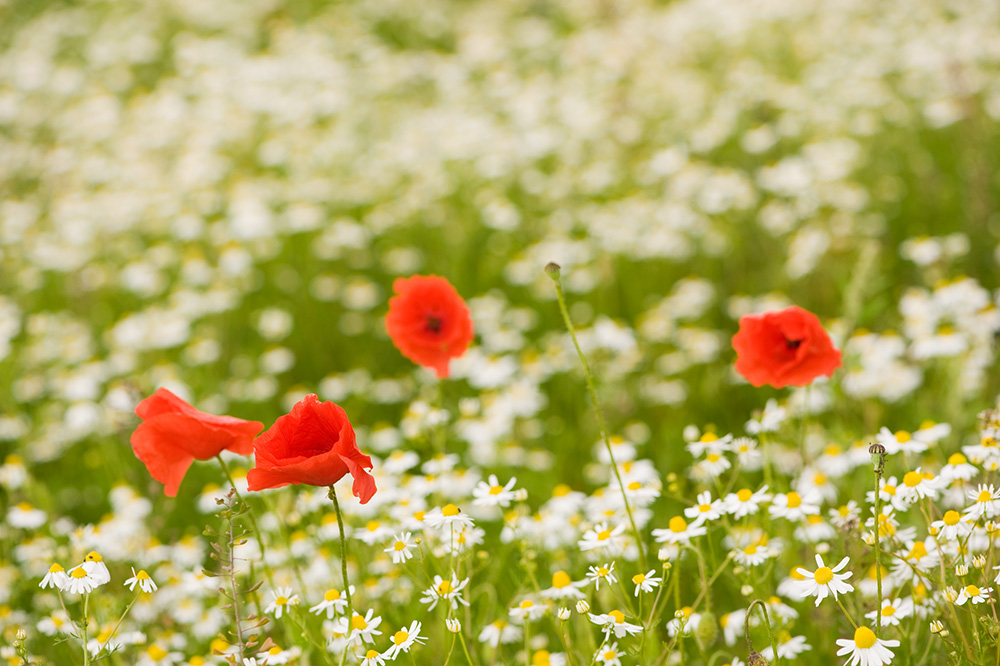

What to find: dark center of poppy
left=785, top=338, right=802, bottom=350
left=425, top=316, right=443, bottom=333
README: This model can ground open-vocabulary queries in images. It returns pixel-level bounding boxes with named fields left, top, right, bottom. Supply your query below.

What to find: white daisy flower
left=722, top=486, right=771, bottom=519
left=123, top=568, right=157, bottom=593
left=384, top=620, right=426, bottom=659
left=39, top=563, right=69, bottom=591
left=732, top=543, right=770, bottom=567
left=337, top=609, right=383, bottom=645
left=384, top=532, right=415, bottom=564
left=309, top=586, right=354, bottom=619
left=684, top=492, right=724, bottom=525
left=360, top=649, right=387, bottom=666
left=472, top=475, right=519, bottom=508
left=578, top=522, right=626, bottom=552
left=540, top=571, right=587, bottom=601
left=424, top=504, right=475, bottom=529
left=264, top=587, right=300, bottom=619
left=930, top=510, right=974, bottom=541
left=588, top=610, right=642, bottom=638
left=955, top=584, right=991, bottom=605
left=835, top=626, right=899, bottom=666
left=586, top=562, right=618, bottom=590
left=865, top=598, right=912, bottom=627
left=793, top=554, right=854, bottom=606
left=965, top=484, right=1000, bottom=521
left=594, top=641, right=622, bottom=666
left=768, top=491, right=820, bottom=521
left=760, top=634, right=811, bottom=661
left=65, top=565, right=105, bottom=595
left=419, top=574, right=469, bottom=611
left=652, top=516, right=707, bottom=544
left=631, top=570, right=662, bottom=595
left=478, top=620, right=521, bottom=647
left=509, top=599, right=547, bottom=623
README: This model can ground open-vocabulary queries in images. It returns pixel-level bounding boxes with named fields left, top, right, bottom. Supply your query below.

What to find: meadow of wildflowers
left=3, top=0, right=1000, bottom=664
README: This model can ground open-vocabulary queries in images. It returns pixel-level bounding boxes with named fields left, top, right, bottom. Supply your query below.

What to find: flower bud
left=693, top=611, right=717, bottom=650
left=955, top=564, right=969, bottom=577
left=557, top=607, right=571, bottom=621
left=575, top=600, right=590, bottom=614
left=446, top=618, right=462, bottom=633
left=747, top=650, right=770, bottom=666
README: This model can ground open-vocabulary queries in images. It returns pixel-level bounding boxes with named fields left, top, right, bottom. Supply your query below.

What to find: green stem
left=98, top=591, right=140, bottom=658
left=547, top=266, right=647, bottom=571
left=328, top=485, right=354, bottom=613
left=744, top=599, right=779, bottom=666
left=874, top=472, right=883, bottom=637
left=82, top=593, right=90, bottom=666
left=216, top=455, right=277, bottom=590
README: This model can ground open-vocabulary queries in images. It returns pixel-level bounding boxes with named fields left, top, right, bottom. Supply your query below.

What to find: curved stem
left=744, top=599, right=779, bottom=666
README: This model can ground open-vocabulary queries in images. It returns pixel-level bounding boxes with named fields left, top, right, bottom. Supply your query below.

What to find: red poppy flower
left=732, top=306, right=842, bottom=389
left=247, top=394, right=376, bottom=503
left=130, top=388, right=264, bottom=497
left=384, top=274, right=474, bottom=379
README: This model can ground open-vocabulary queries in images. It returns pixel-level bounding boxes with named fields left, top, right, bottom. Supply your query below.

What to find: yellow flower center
left=949, top=453, right=968, bottom=465
left=16, top=502, right=32, bottom=511
left=706, top=453, right=721, bottom=463
left=147, top=645, right=168, bottom=660
left=366, top=650, right=379, bottom=659
left=520, top=600, right=534, bottom=609
left=979, top=490, right=993, bottom=503
left=489, top=485, right=504, bottom=495
left=743, top=545, right=758, bottom=555
left=943, top=511, right=961, bottom=526
left=366, top=521, right=380, bottom=531
left=824, top=445, right=842, bottom=456
left=437, top=580, right=452, bottom=595
left=699, top=504, right=712, bottom=513
left=71, top=568, right=88, bottom=579
left=737, top=489, right=753, bottom=502
left=85, top=551, right=103, bottom=562
left=597, top=567, right=609, bottom=576
left=908, top=542, right=928, bottom=559
left=48, top=563, right=64, bottom=573
left=903, top=471, right=922, bottom=487
left=532, top=651, right=551, bottom=666
left=442, top=504, right=460, bottom=517
left=325, top=589, right=341, bottom=601
left=700, top=433, right=719, bottom=442
left=813, top=567, right=834, bottom=585
left=628, top=481, right=641, bottom=491
left=813, top=473, right=827, bottom=485
left=895, top=430, right=911, bottom=443
left=608, top=610, right=625, bottom=624
left=393, top=630, right=409, bottom=645
left=786, top=492, right=802, bottom=508
left=633, top=573, right=646, bottom=584
left=597, top=529, right=612, bottom=541
left=604, top=651, right=617, bottom=660
left=553, top=484, right=572, bottom=497
left=883, top=484, right=896, bottom=496
left=552, top=571, right=571, bottom=588
left=394, top=541, right=407, bottom=551
left=854, top=626, right=877, bottom=649
left=351, top=615, right=368, bottom=630
left=882, top=605, right=896, bottom=617
left=275, top=596, right=288, bottom=606
left=669, top=516, right=688, bottom=533
left=966, top=585, right=981, bottom=597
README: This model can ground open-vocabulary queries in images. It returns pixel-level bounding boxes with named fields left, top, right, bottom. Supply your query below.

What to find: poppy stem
left=328, top=484, right=354, bottom=613
left=546, top=263, right=648, bottom=572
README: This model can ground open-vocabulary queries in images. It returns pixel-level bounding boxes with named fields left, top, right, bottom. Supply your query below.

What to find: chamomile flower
left=578, top=522, right=625, bottom=552
left=836, top=626, right=899, bottom=666
left=419, top=574, right=469, bottom=611
left=793, top=554, right=854, bottom=606
left=541, top=571, right=586, bottom=601
left=955, top=584, right=990, bottom=605
left=768, top=491, right=820, bottom=521
left=264, top=587, right=300, bottom=619
left=896, top=468, right=944, bottom=503
left=124, top=568, right=157, bottom=593
left=384, top=532, right=415, bottom=564
left=356, top=520, right=394, bottom=546
left=588, top=610, right=642, bottom=638
left=424, top=504, right=474, bottom=529
left=586, top=562, right=618, bottom=590
left=732, top=543, right=770, bottom=567
left=65, top=564, right=105, bottom=595
left=360, top=649, right=387, bottom=666
left=760, top=634, right=811, bottom=661
left=631, top=570, right=661, bottom=595
left=684, top=492, right=724, bottom=525
left=964, top=484, right=1000, bottom=520
left=82, top=552, right=111, bottom=585
left=930, top=511, right=973, bottom=541
left=722, top=486, right=770, bottom=519
left=865, top=598, right=912, bottom=627
left=384, top=620, right=426, bottom=659
left=696, top=451, right=731, bottom=478
left=941, top=452, right=978, bottom=482
left=39, top=563, right=69, bottom=590
left=338, top=609, right=383, bottom=645
left=652, top=516, right=707, bottom=544
left=473, top=475, right=519, bottom=507
left=509, top=599, right=547, bottom=623
left=7, top=502, right=46, bottom=529
left=478, top=620, right=521, bottom=647
left=310, top=586, right=354, bottom=619
left=594, top=642, right=622, bottom=666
